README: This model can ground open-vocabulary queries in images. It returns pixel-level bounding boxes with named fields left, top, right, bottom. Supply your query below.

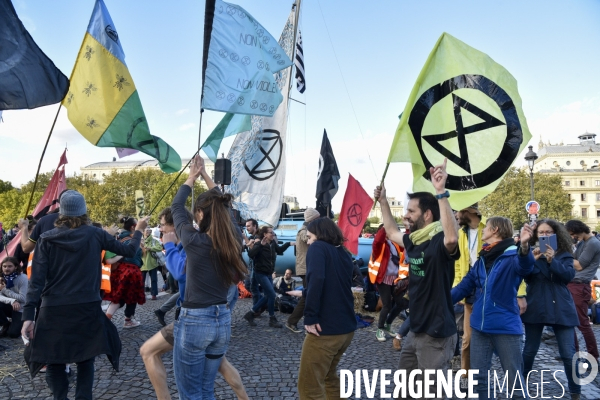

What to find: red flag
left=338, top=174, right=374, bottom=254
left=7, top=150, right=67, bottom=256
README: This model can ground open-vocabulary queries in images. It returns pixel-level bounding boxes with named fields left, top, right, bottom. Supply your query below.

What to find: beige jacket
left=295, top=225, right=309, bottom=276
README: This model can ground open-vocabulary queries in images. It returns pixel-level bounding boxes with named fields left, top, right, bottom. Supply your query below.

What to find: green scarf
left=409, top=221, right=443, bottom=245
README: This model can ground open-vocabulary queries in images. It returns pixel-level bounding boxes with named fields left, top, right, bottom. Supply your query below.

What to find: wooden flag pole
left=372, top=162, right=390, bottom=210
left=24, top=104, right=62, bottom=217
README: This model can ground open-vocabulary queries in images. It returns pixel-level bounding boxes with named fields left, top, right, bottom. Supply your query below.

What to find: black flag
left=315, top=130, right=340, bottom=216
left=0, top=0, right=69, bottom=110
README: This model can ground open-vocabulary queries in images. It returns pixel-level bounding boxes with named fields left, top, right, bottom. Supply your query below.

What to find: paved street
left=2, top=294, right=600, bottom=399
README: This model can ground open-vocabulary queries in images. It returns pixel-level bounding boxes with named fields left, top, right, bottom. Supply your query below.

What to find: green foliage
left=479, top=167, right=573, bottom=228
left=0, top=179, right=14, bottom=194
left=0, top=169, right=206, bottom=227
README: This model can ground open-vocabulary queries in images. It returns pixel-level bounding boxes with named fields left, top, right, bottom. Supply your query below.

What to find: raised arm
left=374, top=183, right=404, bottom=245
left=430, top=158, right=458, bottom=253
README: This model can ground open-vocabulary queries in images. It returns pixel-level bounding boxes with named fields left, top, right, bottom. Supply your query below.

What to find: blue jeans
left=250, top=267, right=261, bottom=307
left=173, top=305, right=231, bottom=399
left=142, top=268, right=158, bottom=296
left=227, top=284, right=238, bottom=312
left=523, top=323, right=580, bottom=394
left=470, top=329, right=528, bottom=400
left=252, top=272, right=276, bottom=316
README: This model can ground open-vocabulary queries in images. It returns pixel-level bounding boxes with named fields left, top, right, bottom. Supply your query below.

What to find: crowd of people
left=2, top=156, right=600, bottom=399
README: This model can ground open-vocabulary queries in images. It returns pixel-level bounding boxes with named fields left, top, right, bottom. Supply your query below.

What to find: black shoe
left=244, top=311, right=257, bottom=327
left=269, top=316, right=283, bottom=328
left=286, top=322, right=301, bottom=333
left=154, top=309, right=166, bottom=327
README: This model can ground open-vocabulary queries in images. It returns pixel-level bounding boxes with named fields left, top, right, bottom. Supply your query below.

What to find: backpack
left=275, top=295, right=298, bottom=313
left=363, top=280, right=379, bottom=311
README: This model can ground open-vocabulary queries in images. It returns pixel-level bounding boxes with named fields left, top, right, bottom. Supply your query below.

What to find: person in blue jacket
left=452, top=216, right=535, bottom=400
left=521, top=219, right=580, bottom=399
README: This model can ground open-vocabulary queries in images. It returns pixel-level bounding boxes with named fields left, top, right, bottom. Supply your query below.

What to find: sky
left=1, top=0, right=600, bottom=213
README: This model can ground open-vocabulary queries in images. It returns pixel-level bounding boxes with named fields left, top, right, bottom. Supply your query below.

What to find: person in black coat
left=521, top=219, right=580, bottom=398
left=297, top=217, right=356, bottom=399
left=21, top=190, right=148, bottom=400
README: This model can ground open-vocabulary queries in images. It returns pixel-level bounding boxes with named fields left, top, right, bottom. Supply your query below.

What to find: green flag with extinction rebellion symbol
left=388, top=32, right=531, bottom=210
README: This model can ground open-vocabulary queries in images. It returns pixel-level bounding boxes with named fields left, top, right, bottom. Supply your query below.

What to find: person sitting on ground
left=141, top=205, right=248, bottom=400
left=0, top=256, right=28, bottom=338
left=273, top=268, right=296, bottom=295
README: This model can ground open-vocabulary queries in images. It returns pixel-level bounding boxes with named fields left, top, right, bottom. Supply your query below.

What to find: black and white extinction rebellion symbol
left=409, top=74, right=523, bottom=190
left=244, top=129, right=282, bottom=181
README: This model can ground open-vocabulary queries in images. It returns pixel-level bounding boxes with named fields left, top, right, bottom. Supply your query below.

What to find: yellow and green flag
left=63, top=0, right=181, bottom=173
left=388, top=32, right=531, bottom=210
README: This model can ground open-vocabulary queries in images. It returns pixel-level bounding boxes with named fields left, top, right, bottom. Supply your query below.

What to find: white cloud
left=176, top=109, right=189, bottom=116
left=178, top=123, right=195, bottom=131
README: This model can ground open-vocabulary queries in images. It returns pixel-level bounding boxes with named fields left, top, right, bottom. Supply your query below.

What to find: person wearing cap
left=453, top=204, right=485, bottom=373
left=21, top=190, right=149, bottom=400
left=285, top=207, right=320, bottom=333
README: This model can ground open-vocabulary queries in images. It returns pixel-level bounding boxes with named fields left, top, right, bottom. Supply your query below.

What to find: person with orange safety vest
left=368, top=224, right=409, bottom=342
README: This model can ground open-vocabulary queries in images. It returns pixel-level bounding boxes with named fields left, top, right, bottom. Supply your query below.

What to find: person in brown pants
left=297, top=217, right=356, bottom=399
left=565, top=219, right=600, bottom=360
left=286, top=208, right=320, bottom=333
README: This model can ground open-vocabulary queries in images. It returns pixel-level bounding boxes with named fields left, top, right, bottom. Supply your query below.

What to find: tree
left=0, top=168, right=207, bottom=228
left=479, top=167, right=573, bottom=228
left=0, top=179, right=14, bottom=194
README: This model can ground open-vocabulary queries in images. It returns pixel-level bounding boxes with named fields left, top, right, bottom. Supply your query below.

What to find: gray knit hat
left=304, top=208, right=320, bottom=223
left=59, top=190, right=87, bottom=217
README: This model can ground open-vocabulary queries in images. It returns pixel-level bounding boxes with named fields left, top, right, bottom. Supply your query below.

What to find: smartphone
left=539, top=234, right=557, bottom=252
left=21, top=335, right=29, bottom=345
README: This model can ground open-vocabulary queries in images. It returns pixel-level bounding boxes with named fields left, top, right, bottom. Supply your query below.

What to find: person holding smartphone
left=521, top=219, right=580, bottom=399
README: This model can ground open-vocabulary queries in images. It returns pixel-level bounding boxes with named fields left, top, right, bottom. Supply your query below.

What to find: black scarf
left=3, top=272, right=18, bottom=289
left=479, top=238, right=515, bottom=274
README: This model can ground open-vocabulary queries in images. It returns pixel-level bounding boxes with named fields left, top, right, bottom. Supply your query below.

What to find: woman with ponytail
left=171, top=155, right=248, bottom=398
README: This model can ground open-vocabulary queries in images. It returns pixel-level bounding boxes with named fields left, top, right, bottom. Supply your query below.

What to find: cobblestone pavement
left=3, top=294, right=600, bottom=399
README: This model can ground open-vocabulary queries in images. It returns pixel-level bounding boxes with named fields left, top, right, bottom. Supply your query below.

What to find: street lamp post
left=524, top=145, right=538, bottom=201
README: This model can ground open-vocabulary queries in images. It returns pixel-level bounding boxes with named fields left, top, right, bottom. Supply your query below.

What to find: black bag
left=363, top=291, right=378, bottom=311
left=275, top=295, right=298, bottom=314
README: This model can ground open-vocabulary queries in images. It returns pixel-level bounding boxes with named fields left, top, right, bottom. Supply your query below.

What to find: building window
left=568, top=194, right=571, bottom=200
left=581, top=193, right=587, bottom=201
left=582, top=208, right=588, bottom=218
left=565, top=181, right=571, bottom=186
left=597, top=193, right=600, bottom=201
left=566, top=161, right=571, bottom=166
left=597, top=210, right=600, bottom=218
left=580, top=180, right=586, bottom=186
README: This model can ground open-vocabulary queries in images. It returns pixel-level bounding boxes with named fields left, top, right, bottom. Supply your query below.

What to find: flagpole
left=372, top=163, right=390, bottom=210
left=24, top=104, right=62, bottom=217
left=147, top=149, right=201, bottom=216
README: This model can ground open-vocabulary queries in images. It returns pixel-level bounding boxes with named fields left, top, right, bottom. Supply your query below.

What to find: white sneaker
left=123, top=318, right=141, bottom=328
